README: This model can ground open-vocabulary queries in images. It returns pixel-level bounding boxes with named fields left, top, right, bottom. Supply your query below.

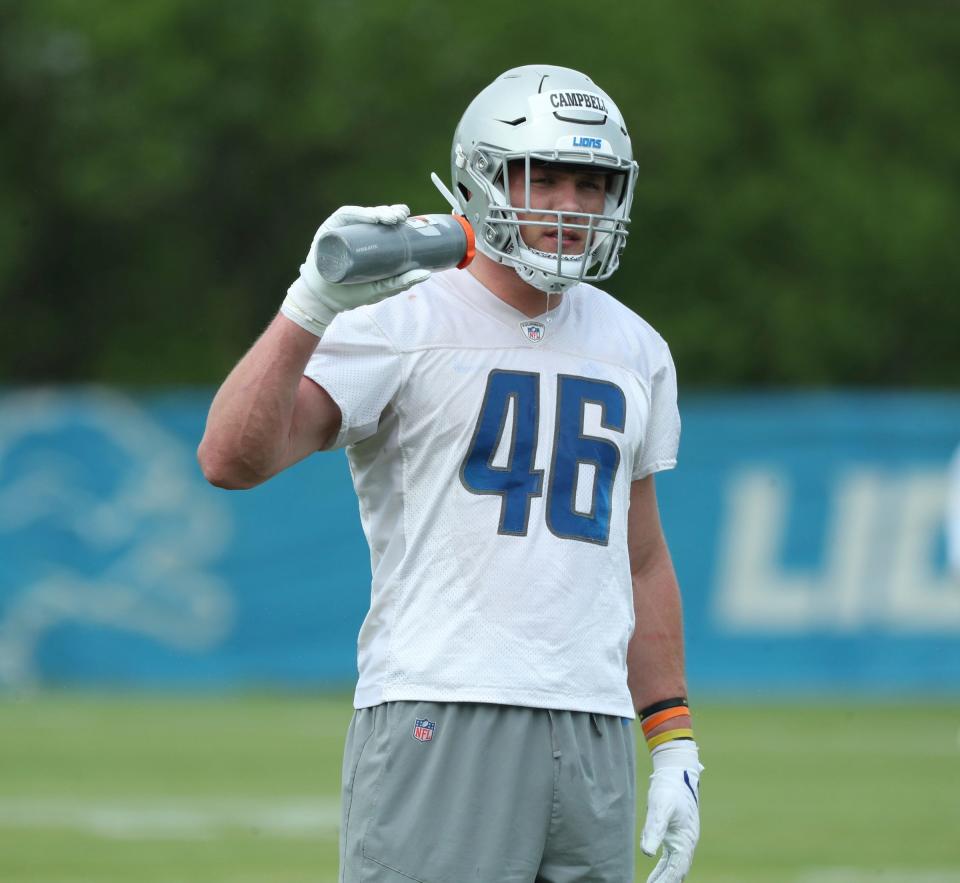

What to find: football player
left=199, top=65, right=702, bottom=883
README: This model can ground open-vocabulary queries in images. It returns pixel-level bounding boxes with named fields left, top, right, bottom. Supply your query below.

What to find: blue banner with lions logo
left=0, top=387, right=957, bottom=694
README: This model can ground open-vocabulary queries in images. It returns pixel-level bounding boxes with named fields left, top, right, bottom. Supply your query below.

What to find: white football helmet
left=444, top=65, right=638, bottom=294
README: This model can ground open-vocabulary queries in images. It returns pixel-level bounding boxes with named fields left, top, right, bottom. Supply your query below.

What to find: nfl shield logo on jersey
left=520, top=321, right=545, bottom=343
left=413, top=718, right=436, bottom=743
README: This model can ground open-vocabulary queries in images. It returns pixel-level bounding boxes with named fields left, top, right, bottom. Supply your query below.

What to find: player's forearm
left=627, top=537, right=688, bottom=717
left=198, top=313, right=320, bottom=488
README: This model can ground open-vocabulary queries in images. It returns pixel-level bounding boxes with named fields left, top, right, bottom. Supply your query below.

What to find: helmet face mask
left=449, top=66, right=638, bottom=294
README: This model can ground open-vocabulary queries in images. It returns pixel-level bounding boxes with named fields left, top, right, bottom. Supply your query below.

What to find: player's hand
left=640, top=740, right=703, bottom=883
left=281, top=204, right=431, bottom=338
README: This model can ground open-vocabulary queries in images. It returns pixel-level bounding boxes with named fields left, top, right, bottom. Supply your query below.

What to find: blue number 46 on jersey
left=460, top=370, right=626, bottom=545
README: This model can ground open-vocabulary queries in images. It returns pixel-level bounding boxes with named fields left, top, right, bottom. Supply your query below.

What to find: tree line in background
left=1, top=0, right=957, bottom=386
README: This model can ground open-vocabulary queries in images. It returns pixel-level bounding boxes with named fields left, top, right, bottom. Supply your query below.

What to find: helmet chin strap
left=511, top=262, right=569, bottom=332
left=513, top=247, right=581, bottom=301
left=430, top=172, right=463, bottom=214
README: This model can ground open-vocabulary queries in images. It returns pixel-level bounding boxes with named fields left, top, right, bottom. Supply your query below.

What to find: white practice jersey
left=305, top=268, right=680, bottom=717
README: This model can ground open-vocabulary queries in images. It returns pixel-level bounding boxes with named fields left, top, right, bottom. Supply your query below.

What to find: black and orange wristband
left=640, top=697, right=694, bottom=751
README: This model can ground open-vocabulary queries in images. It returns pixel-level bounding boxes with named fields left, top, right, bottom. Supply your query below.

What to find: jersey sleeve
left=633, top=337, right=681, bottom=479
left=303, top=308, right=402, bottom=450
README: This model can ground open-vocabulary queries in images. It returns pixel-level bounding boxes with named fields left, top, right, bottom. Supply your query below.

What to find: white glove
left=281, top=204, right=431, bottom=338
left=640, top=740, right=703, bottom=883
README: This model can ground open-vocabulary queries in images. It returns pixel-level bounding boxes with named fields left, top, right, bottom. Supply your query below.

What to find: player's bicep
left=278, top=375, right=343, bottom=470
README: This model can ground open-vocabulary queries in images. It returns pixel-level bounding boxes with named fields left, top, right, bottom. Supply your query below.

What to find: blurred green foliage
left=1, top=0, right=957, bottom=385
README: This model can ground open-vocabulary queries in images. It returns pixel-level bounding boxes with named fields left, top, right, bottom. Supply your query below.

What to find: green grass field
left=1, top=695, right=958, bottom=882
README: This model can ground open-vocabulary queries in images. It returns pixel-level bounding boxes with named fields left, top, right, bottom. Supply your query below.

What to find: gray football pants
left=339, top=701, right=636, bottom=883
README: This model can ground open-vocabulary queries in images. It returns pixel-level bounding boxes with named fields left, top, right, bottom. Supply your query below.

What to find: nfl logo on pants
left=413, top=718, right=436, bottom=742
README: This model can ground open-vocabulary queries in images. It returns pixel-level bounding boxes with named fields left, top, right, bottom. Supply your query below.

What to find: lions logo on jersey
left=520, top=321, right=545, bottom=343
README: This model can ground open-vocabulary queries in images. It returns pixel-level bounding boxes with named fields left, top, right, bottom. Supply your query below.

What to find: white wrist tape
left=281, top=276, right=339, bottom=338
left=651, top=739, right=703, bottom=773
